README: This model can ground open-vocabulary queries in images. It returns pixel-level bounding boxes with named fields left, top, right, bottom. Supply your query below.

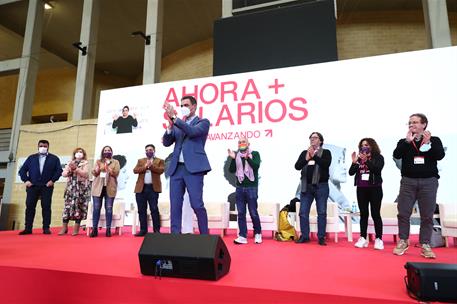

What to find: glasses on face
left=309, top=136, right=320, bottom=140
left=407, top=121, right=421, bottom=126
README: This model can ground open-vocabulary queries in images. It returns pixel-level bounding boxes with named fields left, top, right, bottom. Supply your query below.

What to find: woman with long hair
left=349, top=138, right=384, bottom=250
left=90, top=145, right=120, bottom=237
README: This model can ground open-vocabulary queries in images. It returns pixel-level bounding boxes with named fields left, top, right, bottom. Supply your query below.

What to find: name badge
left=414, top=156, right=425, bottom=165
left=100, top=172, right=107, bottom=178
left=308, top=160, right=315, bottom=165
left=361, top=173, right=369, bottom=181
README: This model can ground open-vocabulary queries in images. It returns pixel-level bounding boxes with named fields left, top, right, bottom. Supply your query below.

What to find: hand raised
left=227, top=149, right=236, bottom=159
left=351, top=151, right=358, bottom=163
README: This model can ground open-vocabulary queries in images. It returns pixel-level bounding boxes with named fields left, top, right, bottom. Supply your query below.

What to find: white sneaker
left=234, top=236, right=247, bottom=244
left=354, top=237, right=369, bottom=248
left=374, top=238, right=384, bottom=250
left=254, top=234, right=262, bottom=244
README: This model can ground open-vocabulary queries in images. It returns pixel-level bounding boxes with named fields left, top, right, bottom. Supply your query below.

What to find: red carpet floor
left=0, top=228, right=456, bottom=303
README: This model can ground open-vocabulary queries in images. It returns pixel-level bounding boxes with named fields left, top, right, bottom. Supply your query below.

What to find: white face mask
left=180, top=106, right=191, bottom=118
left=38, top=147, right=48, bottom=154
left=75, top=152, right=84, bottom=159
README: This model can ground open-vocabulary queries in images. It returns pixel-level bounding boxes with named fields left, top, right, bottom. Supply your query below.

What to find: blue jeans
left=136, top=184, right=160, bottom=233
left=299, top=183, right=329, bottom=239
left=92, top=187, right=115, bottom=229
left=236, top=186, right=261, bottom=238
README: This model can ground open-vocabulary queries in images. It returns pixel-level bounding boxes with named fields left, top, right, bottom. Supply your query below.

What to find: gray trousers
left=397, top=176, right=438, bottom=244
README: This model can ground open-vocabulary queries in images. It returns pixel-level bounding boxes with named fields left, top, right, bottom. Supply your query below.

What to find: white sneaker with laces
left=374, top=238, right=384, bottom=250
left=234, top=236, right=247, bottom=244
left=354, top=237, right=369, bottom=248
left=254, top=233, right=262, bottom=244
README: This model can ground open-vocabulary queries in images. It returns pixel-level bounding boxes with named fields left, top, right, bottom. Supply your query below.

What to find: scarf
left=300, top=148, right=323, bottom=193
left=235, top=149, right=255, bottom=183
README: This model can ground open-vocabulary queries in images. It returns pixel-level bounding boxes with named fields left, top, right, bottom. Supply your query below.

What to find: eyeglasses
left=309, top=136, right=320, bottom=140
left=180, top=104, right=191, bottom=108
left=407, top=121, right=421, bottom=125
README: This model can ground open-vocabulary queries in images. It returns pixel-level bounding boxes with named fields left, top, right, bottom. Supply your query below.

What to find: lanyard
left=411, top=139, right=424, bottom=154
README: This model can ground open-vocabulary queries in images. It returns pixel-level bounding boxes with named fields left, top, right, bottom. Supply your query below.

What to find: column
left=72, top=0, right=100, bottom=120
left=1, top=0, right=44, bottom=229
left=143, top=0, right=163, bottom=84
left=422, top=0, right=452, bottom=48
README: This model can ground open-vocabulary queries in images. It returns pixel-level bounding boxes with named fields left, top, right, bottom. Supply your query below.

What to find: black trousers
left=135, top=184, right=160, bottom=233
left=357, top=186, right=383, bottom=239
left=24, top=185, right=54, bottom=230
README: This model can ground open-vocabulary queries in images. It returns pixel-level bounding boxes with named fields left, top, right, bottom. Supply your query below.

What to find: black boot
left=295, top=235, right=310, bottom=243
left=90, top=228, right=98, bottom=238
left=106, top=228, right=111, bottom=237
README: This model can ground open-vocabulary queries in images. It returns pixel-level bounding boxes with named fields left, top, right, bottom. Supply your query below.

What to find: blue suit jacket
left=18, top=153, right=63, bottom=186
left=163, top=116, right=211, bottom=176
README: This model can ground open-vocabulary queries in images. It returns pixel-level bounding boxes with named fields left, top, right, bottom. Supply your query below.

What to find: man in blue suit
left=163, top=95, right=211, bottom=234
left=18, top=139, right=63, bottom=235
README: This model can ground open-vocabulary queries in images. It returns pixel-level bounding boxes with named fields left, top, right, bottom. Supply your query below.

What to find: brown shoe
left=58, top=223, right=68, bottom=235
left=72, top=223, right=80, bottom=236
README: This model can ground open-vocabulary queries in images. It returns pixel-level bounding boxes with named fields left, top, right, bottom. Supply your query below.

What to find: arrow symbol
left=265, top=129, right=273, bottom=137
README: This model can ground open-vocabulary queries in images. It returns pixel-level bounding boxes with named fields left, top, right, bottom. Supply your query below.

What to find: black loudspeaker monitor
left=138, top=233, right=231, bottom=281
left=405, top=262, right=457, bottom=303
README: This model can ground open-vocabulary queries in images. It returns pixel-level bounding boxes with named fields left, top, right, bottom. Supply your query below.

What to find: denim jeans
left=299, top=182, right=329, bottom=239
left=136, top=184, right=160, bottom=233
left=236, top=186, right=261, bottom=238
left=92, top=187, right=115, bottom=229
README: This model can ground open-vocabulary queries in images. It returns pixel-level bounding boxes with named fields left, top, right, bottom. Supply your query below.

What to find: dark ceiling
left=0, top=0, right=455, bottom=78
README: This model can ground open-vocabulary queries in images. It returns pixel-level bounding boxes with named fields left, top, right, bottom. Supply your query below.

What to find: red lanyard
left=411, top=139, right=424, bottom=154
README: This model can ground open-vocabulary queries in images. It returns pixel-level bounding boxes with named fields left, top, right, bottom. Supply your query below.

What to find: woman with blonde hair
left=59, top=147, right=91, bottom=236
left=90, top=145, right=120, bottom=237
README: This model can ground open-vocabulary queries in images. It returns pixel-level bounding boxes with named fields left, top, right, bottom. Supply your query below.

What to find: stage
left=0, top=228, right=456, bottom=303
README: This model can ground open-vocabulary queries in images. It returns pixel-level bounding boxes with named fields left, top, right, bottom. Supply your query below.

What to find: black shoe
left=318, top=238, right=327, bottom=246
left=135, top=231, right=147, bottom=237
left=106, top=229, right=111, bottom=237
left=19, top=229, right=32, bottom=235
left=295, top=236, right=310, bottom=243
left=43, top=228, right=51, bottom=235
left=90, top=229, right=98, bottom=238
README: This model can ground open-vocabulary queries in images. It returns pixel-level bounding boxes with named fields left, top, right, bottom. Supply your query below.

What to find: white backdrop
left=96, top=46, right=457, bottom=220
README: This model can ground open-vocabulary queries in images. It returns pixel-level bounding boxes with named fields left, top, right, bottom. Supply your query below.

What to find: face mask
left=146, top=151, right=155, bottom=158
left=360, top=147, right=371, bottom=154
left=180, top=106, right=191, bottom=118
left=38, top=147, right=48, bottom=154
left=103, top=152, right=112, bottom=159
left=75, top=152, right=83, bottom=159
left=238, top=144, right=248, bottom=152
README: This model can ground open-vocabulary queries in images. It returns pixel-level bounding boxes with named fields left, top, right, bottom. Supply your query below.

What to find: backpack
left=275, top=204, right=297, bottom=241
left=430, top=225, right=445, bottom=248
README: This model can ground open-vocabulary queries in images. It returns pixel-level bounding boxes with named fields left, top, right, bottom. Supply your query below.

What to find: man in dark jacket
left=18, top=139, right=63, bottom=234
